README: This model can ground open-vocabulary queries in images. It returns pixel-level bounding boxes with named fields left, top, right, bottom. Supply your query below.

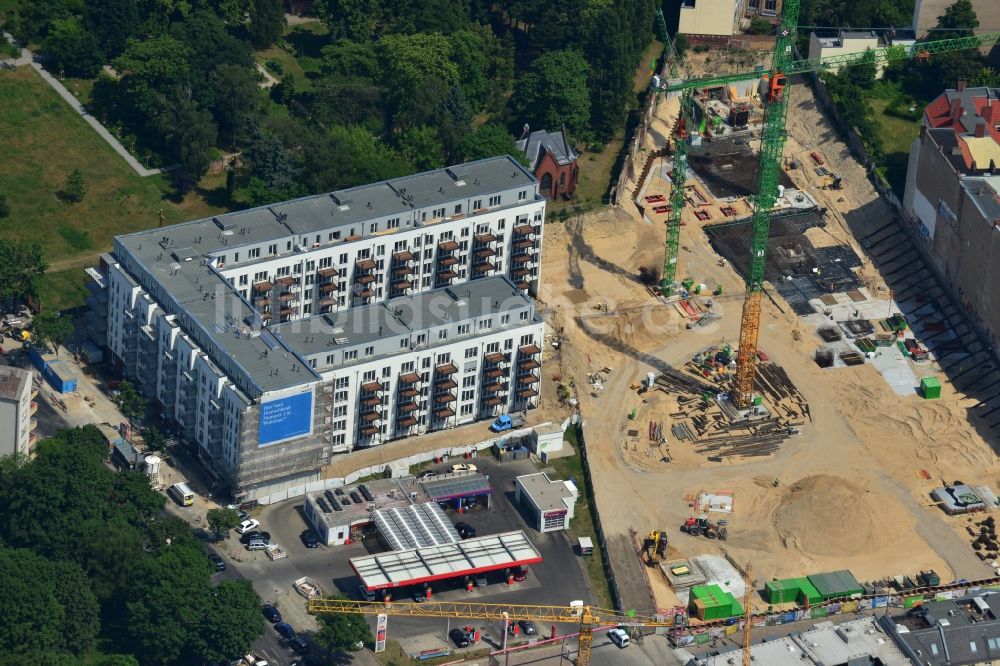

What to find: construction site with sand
left=531, top=74, right=1000, bottom=620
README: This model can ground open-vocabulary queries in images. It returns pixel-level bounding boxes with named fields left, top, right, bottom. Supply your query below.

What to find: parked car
left=608, top=628, right=630, bottom=648
left=261, top=605, right=282, bottom=623
left=519, top=620, right=537, bottom=635
left=450, top=463, right=478, bottom=473
left=274, top=622, right=296, bottom=640
left=511, top=566, right=527, bottom=582
left=240, top=530, right=271, bottom=544
left=455, top=522, right=476, bottom=539
left=236, top=518, right=260, bottom=534
left=246, top=538, right=269, bottom=551
left=289, top=636, right=309, bottom=654
left=207, top=553, right=225, bottom=572
left=300, top=530, right=319, bottom=548
left=418, top=470, right=437, bottom=479
left=449, top=628, right=470, bottom=648
left=412, top=590, right=426, bottom=602
left=474, top=574, right=488, bottom=587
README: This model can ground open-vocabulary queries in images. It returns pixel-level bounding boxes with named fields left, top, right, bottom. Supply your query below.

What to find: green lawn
left=547, top=426, right=615, bottom=609
left=0, top=66, right=230, bottom=309
left=870, top=96, right=922, bottom=196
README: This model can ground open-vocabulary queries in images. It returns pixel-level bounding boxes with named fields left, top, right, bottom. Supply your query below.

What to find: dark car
left=207, top=553, right=225, bottom=572
left=511, top=566, right=527, bottom=582
left=519, top=620, right=537, bottom=635
left=455, top=522, right=476, bottom=539
left=449, top=628, right=470, bottom=648
left=240, top=530, right=271, bottom=544
left=300, top=530, right=319, bottom=548
left=289, top=635, right=310, bottom=654
left=274, top=622, right=296, bottom=640
left=261, top=604, right=281, bottom=623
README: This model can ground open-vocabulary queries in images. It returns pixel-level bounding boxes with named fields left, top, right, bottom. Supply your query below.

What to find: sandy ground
left=536, top=80, right=999, bottom=612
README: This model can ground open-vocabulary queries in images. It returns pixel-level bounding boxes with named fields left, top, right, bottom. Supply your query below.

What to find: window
left=382, top=366, right=391, bottom=378
left=369, top=223, right=377, bottom=233
left=344, top=350, right=358, bottom=361
left=501, top=314, right=510, bottom=325
left=376, top=246, right=385, bottom=256
left=454, top=204, right=462, bottom=214
left=239, top=275, right=248, bottom=286
left=460, top=404, right=473, bottom=416
left=233, top=252, right=240, bottom=262
left=486, top=342, right=499, bottom=353
left=363, top=370, right=376, bottom=382
left=388, top=218, right=400, bottom=229
left=306, top=260, right=315, bottom=271
left=416, top=333, right=426, bottom=345
left=479, top=318, right=492, bottom=330
left=326, top=354, right=335, bottom=365
left=401, top=361, right=414, bottom=372
left=249, top=248, right=261, bottom=259
left=498, top=219, right=505, bottom=230
left=433, top=207, right=445, bottom=218
left=276, top=266, right=290, bottom=277
left=436, top=352, right=451, bottom=364
left=422, top=357, right=431, bottom=369
left=400, top=337, right=409, bottom=349
left=339, top=253, right=348, bottom=264
left=504, top=339, right=512, bottom=350
left=458, top=324, right=470, bottom=335
left=334, top=405, right=347, bottom=417
left=268, top=244, right=278, bottom=255
left=308, top=358, right=317, bottom=368
left=254, top=271, right=268, bottom=282
left=473, top=199, right=482, bottom=209
left=305, top=274, right=315, bottom=285
left=336, top=377, right=349, bottom=389
left=489, top=195, right=501, bottom=206
left=465, top=347, right=476, bottom=358
left=520, top=311, right=529, bottom=320
left=335, top=390, right=349, bottom=402
left=463, top=376, right=475, bottom=387
left=518, top=190, right=527, bottom=200
left=303, top=303, right=311, bottom=314
left=333, top=420, right=346, bottom=431
left=320, top=256, right=332, bottom=268
left=520, top=334, right=534, bottom=346
left=365, top=346, right=374, bottom=357
left=438, top=330, right=448, bottom=340
left=461, top=390, right=475, bottom=401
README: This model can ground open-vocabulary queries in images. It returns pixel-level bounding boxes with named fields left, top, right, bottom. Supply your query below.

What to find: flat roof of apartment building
left=0, top=366, right=31, bottom=402
left=108, top=156, right=538, bottom=397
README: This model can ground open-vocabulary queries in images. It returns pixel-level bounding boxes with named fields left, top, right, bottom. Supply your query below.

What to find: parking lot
left=227, top=454, right=596, bottom=661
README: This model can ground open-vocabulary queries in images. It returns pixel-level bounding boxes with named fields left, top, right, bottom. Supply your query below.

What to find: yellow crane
left=308, top=598, right=681, bottom=665
left=742, top=563, right=754, bottom=666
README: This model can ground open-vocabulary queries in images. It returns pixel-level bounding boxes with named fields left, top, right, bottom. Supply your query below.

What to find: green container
left=808, top=570, right=863, bottom=600
left=796, top=578, right=823, bottom=605
left=689, top=584, right=744, bottom=620
left=921, top=377, right=941, bottom=400
left=764, top=578, right=805, bottom=604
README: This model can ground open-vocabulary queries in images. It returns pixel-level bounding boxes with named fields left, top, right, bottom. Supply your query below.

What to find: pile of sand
left=773, top=474, right=908, bottom=557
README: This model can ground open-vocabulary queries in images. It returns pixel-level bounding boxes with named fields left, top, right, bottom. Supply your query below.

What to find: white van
left=608, top=628, right=630, bottom=648
left=168, top=482, right=195, bottom=506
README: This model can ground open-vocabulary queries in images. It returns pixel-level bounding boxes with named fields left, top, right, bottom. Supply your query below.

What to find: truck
left=490, top=413, right=525, bottom=432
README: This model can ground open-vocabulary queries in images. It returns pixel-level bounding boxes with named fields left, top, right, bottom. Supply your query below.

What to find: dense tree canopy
left=0, top=426, right=265, bottom=665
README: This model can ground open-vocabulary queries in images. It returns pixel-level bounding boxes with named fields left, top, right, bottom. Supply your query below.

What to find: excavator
left=680, top=515, right=728, bottom=540
left=643, top=530, right=669, bottom=565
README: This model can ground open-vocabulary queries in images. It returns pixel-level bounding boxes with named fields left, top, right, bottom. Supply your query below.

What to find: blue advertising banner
left=259, top=390, right=313, bottom=446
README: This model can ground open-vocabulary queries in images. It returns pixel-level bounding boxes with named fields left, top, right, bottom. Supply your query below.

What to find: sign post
left=375, top=613, right=388, bottom=654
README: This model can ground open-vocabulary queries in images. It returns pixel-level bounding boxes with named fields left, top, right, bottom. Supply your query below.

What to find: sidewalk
left=2, top=32, right=164, bottom=177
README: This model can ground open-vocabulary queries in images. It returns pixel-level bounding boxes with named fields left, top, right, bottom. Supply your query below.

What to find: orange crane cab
left=759, top=73, right=788, bottom=102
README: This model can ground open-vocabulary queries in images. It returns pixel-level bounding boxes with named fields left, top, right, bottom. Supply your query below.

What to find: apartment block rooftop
left=0, top=366, right=31, bottom=401
left=108, top=156, right=538, bottom=398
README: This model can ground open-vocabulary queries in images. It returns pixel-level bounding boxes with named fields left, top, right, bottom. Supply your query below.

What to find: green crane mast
left=651, top=17, right=1000, bottom=407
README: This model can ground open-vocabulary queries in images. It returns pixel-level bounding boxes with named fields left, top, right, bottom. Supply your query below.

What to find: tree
left=30, top=310, right=73, bottom=356
left=312, top=594, right=373, bottom=660
left=972, top=66, right=1000, bottom=87
left=447, top=30, right=489, bottom=109
left=458, top=123, right=523, bottom=163
left=302, top=125, right=411, bottom=194
left=379, top=33, right=459, bottom=128
left=169, top=95, right=219, bottom=191
left=199, top=580, right=266, bottom=660
left=319, top=40, right=380, bottom=81
left=397, top=125, right=445, bottom=171
left=0, top=194, right=8, bottom=219
left=0, top=548, right=99, bottom=657
left=209, top=64, right=262, bottom=148
left=116, top=380, right=147, bottom=426
left=62, top=169, right=86, bottom=203
left=746, top=17, right=772, bottom=35
left=324, top=0, right=379, bottom=41
left=83, top=0, right=140, bottom=58
left=242, top=127, right=302, bottom=204
left=248, top=0, right=285, bottom=48
left=0, top=240, right=46, bottom=306
left=44, top=18, right=104, bottom=78
left=206, top=508, right=240, bottom=539
left=514, top=50, right=591, bottom=137
left=587, top=4, right=632, bottom=140
left=142, top=425, right=167, bottom=452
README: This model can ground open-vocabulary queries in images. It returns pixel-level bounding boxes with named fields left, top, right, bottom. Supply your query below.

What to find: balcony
left=356, top=273, right=377, bottom=284
left=434, top=392, right=457, bottom=404
left=360, top=410, right=381, bottom=423
left=516, top=372, right=540, bottom=384
left=484, top=352, right=507, bottom=365
left=474, top=232, right=496, bottom=244
left=397, top=401, right=419, bottom=413
left=484, top=381, right=507, bottom=394
left=438, top=240, right=459, bottom=252
left=435, top=377, right=458, bottom=390
left=30, top=401, right=38, bottom=416
left=514, top=280, right=531, bottom=290
left=360, top=425, right=380, bottom=436
left=518, top=358, right=540, bottom=370
left=437, top=269, right=458, bottom=281
left=319, top=282, right=339, bottom=293
left=436, top=362, right=458, bottom=375
left=513, top=223, right=538, bottom=236
left=392, top=250, right=415, bottom=263
left=399, top=372, right=421, bottom=384
left=362, top=381, right=384, bottom=393
left=484, top=367, right=505, bottom=379
left=474, top=247, right=496, bottom=259
left=510, top=267, right=532, bottom=278
left=276, top=275, right=295, bottom=287
left=517, top=388, right=539, bottom=398
left=279, top=292, right=296, bottom=302
left=318, top=267, right=338, bottom=278
left=356, top=258, right=377, bottom=271
left=513, top=238, right=534, bottom=249
left=319, top=297, right=337, bottom=309
left=252, top=281, right=272, bottom=293
left=399, top=387, right=419, bottom=399
left=362, top=395, right=381, bottom=408
left=482, top=396, right=504, bottom=407
left=396, top=416, right=418, bottom=428
left=253, top=295, right=271, bottom=307
left=433, top=406, right=456, bottom=419
left=510, top=253, right=533, bottom=265
left=393, top=264, right=416, bottom=275
left=438, top=255, right=459, bottom=266
left=519, top=344, right=541, bottom=355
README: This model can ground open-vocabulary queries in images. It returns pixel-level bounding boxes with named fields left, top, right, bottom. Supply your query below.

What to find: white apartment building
left=807, top=31, right=883, bottom=78
left=0, top=366, right=37, bottom=458
left=90, top=156, right=545, bottom=499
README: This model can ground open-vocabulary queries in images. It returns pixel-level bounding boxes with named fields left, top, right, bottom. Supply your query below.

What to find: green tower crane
left=652, top=16, right=1000, bottom=407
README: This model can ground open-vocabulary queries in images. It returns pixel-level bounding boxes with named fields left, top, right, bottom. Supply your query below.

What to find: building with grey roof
left=684, top=616, right=911, bottom=666
left=516, top=126, right=580, bottom=200
left=515, top=472, right=578, bottom=533
left=0, top=366, right=36, bottom=458
left=879, top=591, right=1000, bottom=665
left=91, top=157, right=545, bottom=499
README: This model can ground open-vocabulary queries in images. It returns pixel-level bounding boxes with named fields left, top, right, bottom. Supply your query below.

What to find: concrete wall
left=678, top=0, right=742, bottom=37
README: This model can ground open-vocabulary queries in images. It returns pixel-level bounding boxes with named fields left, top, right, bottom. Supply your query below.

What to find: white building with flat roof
left=0, top=366, right=36, bottom=458
left=808, top=30, right=883, bottom=78
left=90, top=157, right=545, bottom=500
left=515, top=472, right=577, bottom=533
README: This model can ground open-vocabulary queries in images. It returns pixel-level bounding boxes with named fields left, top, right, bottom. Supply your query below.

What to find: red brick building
left=516, top=126, right=580, bottom=200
